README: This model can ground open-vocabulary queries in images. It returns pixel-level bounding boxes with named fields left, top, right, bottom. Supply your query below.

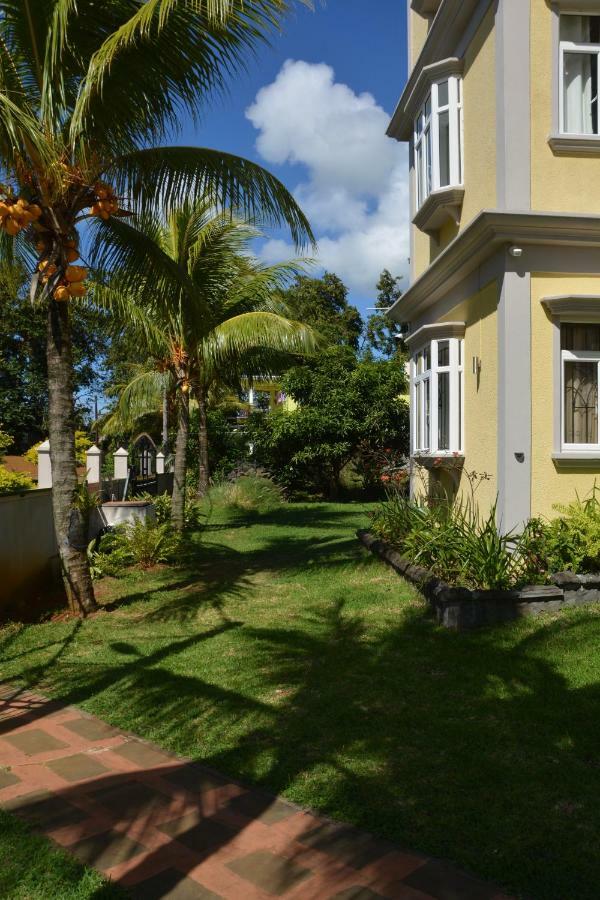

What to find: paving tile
left=112, top=740, right=174, bottom=768
left=3, top=790, right=87, bottom=829
left=402, top=860, right=501, bottom=900
left=47, top=753, right=111, bottom=783
left=227, top=850, right=312, bottom=896
left=129, top=868, right=223, bottom=899
left=298, top=822, right=393, bottom=869
left=224, top=791, right=298, bottom=825
left=60, top=717, right=122, bottom=742
left=3, top=728, right=67, bottom=755
left=89, top=781, right=172, bottom=819
left=0, top=769, right=20, bottom=790
left=70, top=829, right=147, bottom=869
left=159, top=813, right=238, bottom=854
left=165, top=764, right=230, bottom=795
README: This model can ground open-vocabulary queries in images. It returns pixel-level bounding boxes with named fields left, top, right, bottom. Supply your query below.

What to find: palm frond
left=106, top=146, right=315, bottom=250
left=102, top=367, right=171, bottom=436
left=199, top=311, right=319, bottom=369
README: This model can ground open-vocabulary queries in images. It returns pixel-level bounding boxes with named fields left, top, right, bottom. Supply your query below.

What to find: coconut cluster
left=37, top=239, right=87, bottom=302
left=90, top=182, right=119, bottom=220
left=0, top=196, right=42, bottom=235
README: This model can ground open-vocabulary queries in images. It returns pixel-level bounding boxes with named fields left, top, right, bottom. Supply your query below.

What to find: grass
left=0, top=808, right=125, bottom=899
left=1, top=500, right=599, bottom=899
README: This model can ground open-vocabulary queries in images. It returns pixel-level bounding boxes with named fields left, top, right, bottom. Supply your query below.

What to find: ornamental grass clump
left=372, top=481, right=544, bottom=590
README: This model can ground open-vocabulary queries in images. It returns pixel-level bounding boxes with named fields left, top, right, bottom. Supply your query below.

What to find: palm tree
left=0, top=1, right=313, bottom=613
left=95, top=202, right=318, bottom=528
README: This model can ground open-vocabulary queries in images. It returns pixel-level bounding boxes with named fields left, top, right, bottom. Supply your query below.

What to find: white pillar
left=113, top=447, right=129, bottom=480
left=86, top=444, right=102, bottom=485
left=156, top=451, right=165, bottom=475
left=37, top=439, right=52, bottom=489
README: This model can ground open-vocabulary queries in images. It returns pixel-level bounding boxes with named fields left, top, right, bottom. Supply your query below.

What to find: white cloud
left=246, top=60, right=410, bottom=297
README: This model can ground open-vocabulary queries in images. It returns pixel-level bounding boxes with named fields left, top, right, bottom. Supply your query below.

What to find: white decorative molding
left=413, top=187, right=464, bottom=235
left=388, top=0, right=487, bottom=140
left=388, top=58, right=464, bottom=141
left=388, top=210, right=600, bottom=322
left=542, top=295, right=600, bottom=322
left=548, top=134, right=600, bottom=156
left=552, top=0, right=600, bottom=10
left=412, top=452, right=465, bottom=470
left=552, top=452, right=600, bottom=468
left=406, top=321, right=466, bottom=351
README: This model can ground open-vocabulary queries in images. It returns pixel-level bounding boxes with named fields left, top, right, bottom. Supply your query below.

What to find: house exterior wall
left=531, top=0, right=600, bottom=215
left=531, top=272, right=600, bottom=519
left=409, top=11, right=431, bottom=69
left=412, top=5, right=497, bottom=279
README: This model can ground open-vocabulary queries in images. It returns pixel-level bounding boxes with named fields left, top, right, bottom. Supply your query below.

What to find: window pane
left=564, top=361, right=598, bottom=444
left=437, top=340, right=450, bottom=366
left=560, top=15, right=600, bottom=43
left=563, top=52, right=598, bottom=134
left=438, top=372, right=450, bottom=450
left=562, top=323, right=600, bottom=351
left=415, top=382, right=422, bottom=450
left=458, top=370, right=463, bottom=451
left=425, top=126, right=432, bottom=197
left=438, top=110, right=450, bottom=187
left=423, top=345, right=431, bottom=370
left=437, top=80, right=449, bottom=107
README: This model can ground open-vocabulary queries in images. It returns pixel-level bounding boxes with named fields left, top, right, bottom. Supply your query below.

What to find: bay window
left=414, top=76, right=463, bottom=209
left=560, top=14, right=600, bottom=135
left=562, top=323, right=600, bottom=449
left=411, top=336, right=464, bottom=455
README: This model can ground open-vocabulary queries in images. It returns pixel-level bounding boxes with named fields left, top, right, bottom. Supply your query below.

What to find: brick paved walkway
left=0, top=684, right=511, bottom=900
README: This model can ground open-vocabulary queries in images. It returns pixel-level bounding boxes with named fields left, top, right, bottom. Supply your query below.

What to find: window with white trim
left=411, top=338, right=464, bottom=454
left=561, top=323, right=600, bottom=449
left=560, top=14, right=600, bottom=135
left=414, top=77, right=463, bottom=209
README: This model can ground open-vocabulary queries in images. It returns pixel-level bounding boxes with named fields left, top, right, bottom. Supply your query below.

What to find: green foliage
left=283, top=273, right=363, bottom=349
left=137, top=490, right=203, bottom=530
left=0, top=467, right=34, bottom=495
left=0, top=428, right=12, bottom=458
left=371, top=475, right=547, bottom=590
left=209, top=473, right=284, bottom=514
left=248, top=347, right=409, bottom=497
left=364, top=269, right=403, bottom=358
left=529, top=488, right=600, bottom=574
left=91, top=519, right=180, bottom=576
left=187, top=406, right=248, bottom=479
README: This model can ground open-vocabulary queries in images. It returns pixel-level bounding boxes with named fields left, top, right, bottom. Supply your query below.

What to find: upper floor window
left=560, top=14, right=600, bottom=135
left=414, top=77, right=463, bottom=209
left=412, top=337, right=464, bottom=455
left=562, top=323, right=600, bottom=449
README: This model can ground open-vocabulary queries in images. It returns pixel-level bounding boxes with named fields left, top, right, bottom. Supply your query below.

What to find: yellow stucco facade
left=392, top=0, right=600, bottom=531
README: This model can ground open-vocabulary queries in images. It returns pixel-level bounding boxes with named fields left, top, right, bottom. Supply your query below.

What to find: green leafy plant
left=137, top=490, right=203, bottom=530
left=0, top=467, right=34, bottom=495
left=123, top=519, right=179, bottom=569
left=0, top=428, right=12, bottom=457
left=209, top=473, right=284, bottom=514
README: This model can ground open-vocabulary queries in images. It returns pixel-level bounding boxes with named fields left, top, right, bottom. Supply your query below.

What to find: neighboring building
left=388, top=0, right=600, bottom=531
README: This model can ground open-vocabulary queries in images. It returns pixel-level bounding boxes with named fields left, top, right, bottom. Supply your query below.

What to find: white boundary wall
left=0, top=488, right=59, bottom=607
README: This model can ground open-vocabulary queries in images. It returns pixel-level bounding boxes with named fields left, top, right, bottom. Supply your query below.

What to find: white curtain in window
left=564, top=53, right=594, bottom=134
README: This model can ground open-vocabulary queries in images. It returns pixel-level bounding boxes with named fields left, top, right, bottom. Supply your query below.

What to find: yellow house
left=389, top=0, right=600, bottom=531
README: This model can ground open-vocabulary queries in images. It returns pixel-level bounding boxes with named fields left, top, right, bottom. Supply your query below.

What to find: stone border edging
left=357, top=530, right=600, bottom=631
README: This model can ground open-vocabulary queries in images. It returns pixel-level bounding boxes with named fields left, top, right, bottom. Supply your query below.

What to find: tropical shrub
left=137, top=490, right=203, bottom=530
left=0, top=428, right=12, bottom=457
left=25, top=431, right=91, bottom=466
left=530, top=488, right=600, bottom=574
left=210, top=473, right=284, bottom=514
left=0, top=467, right=34, bottom=495
left=91, top=519, right=180, bottom=577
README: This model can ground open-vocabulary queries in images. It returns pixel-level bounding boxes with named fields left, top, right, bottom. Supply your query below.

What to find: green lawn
left=1, top=500, right=600, bottom=900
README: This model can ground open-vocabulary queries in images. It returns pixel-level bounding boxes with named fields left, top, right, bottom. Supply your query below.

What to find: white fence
left=0, top=488, right=59, bottom=608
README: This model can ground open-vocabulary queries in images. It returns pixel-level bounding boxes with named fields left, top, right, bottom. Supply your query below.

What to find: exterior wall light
left=509, top=246, right=523, bottom=258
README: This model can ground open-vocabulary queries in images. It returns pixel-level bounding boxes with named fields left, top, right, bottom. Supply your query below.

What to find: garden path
left=0, top=683, right=511, bottom=900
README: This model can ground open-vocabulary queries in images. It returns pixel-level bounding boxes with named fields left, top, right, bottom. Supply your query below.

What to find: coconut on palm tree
left=95, top=202, right=318, bottom=527
left=0, top=1, right=313, bottom=613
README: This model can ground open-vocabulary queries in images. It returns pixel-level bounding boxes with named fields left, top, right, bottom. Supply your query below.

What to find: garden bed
left=357, top=530, right=600, bottom=631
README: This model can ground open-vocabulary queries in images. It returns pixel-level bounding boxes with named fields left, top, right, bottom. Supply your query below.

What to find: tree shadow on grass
left=2, top=599, right=600, bottom=899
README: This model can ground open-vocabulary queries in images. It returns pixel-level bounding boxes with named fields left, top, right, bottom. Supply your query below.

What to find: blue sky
left=180, top=0, right=410, bottom=317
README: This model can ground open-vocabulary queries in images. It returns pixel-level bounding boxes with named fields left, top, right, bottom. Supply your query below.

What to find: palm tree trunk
left=171, top=389, right=189, bottom=531
left=46, top=299, right=97, bottom=615
left=196, top=383, right=209, bottom=498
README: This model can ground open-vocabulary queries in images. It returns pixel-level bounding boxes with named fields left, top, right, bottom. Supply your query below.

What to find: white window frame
left=561, top=346, right=600, bottom=451
left=559, top=13, right=600, bottom=136
left=414, top=77, right=463, bottom=210
left=411, top=337, right=464, bottom=455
